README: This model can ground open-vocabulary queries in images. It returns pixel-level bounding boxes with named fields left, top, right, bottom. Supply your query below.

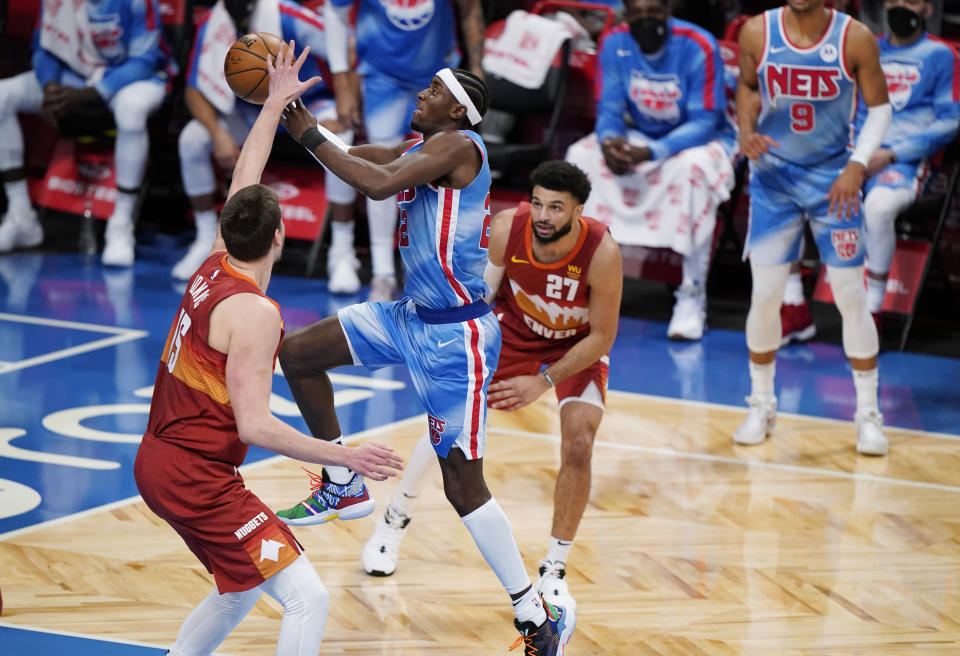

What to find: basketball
left=223, top=32, right=283, bottom=104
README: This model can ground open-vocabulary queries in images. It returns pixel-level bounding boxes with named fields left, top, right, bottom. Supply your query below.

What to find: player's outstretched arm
left=218, top=293, right=403, bottom=480
left=282, top=100, right=477, bottom=199
left=736, top=15, right=779, bottom=160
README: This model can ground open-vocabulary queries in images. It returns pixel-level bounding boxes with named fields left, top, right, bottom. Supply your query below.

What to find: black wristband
left=299, top=126, right=327, bottom=153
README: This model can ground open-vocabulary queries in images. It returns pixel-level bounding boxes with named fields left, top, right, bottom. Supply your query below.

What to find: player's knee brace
left=746, top=262, right=790, bottom=353
left=826, top=265, right=878, bottom=359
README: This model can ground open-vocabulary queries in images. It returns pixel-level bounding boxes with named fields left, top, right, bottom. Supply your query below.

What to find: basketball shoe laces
left=301, top=466, right=359, bottom=509
left=508, top=602, right=560, bottom=654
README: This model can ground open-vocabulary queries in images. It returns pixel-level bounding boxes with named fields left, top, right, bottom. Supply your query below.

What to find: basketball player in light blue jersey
left=272, top=65, right=574, bottom=654
left=858, top=0, right=960, bottom=314
left=321, top=0, right=485, bottom=301
left=736, top=0, right=893, bottom=456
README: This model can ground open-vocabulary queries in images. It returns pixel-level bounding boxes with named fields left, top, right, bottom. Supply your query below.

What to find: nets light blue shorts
left=338, top=298, right=500, bottom=460
left=746, top=154, right=865, bottom=268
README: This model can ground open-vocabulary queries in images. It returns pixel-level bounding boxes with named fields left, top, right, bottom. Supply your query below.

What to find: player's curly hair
left=529, top=160, right=592, bottom=205
left=220, top=184, right=282, bottom=261
left=451, top=68, right=490, bottom=125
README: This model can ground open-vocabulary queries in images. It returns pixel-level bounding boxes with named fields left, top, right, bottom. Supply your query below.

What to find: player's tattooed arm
left=736, top=15, right=780, bottom=160
left=455, top=0, right=486, bottom=79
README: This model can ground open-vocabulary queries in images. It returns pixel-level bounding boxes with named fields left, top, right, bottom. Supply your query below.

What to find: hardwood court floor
left=3, top=390, right=960, bottom=654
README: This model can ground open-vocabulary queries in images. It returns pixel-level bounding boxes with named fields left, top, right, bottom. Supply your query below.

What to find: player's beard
left=532, top=216, right=574, bottom=244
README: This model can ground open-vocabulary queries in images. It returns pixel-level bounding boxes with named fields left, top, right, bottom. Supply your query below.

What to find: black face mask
left=225, top=0, right=255, bottom=28
left=630, top=17, right=668, bottom=54
left=887, top=6, right=922, bottom=39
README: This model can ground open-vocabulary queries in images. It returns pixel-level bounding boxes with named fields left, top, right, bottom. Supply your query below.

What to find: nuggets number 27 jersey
left=757, top=8, right=857, bottom=167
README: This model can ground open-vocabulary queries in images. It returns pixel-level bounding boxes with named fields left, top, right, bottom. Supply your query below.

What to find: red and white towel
left=39, top=0, right=107, bottom=83
left=482, top=10, right=573, bottom=90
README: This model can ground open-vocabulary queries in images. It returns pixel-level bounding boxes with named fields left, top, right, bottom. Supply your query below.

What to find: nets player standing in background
left=276, top=68, right=575, bottom=654
left=322, top=0, right=486, bottom=300
left=359, top=161, right=623, bottom=615
left=134, top=43, right=401, bottom=656
left=734, top=0, right=892, bottom=455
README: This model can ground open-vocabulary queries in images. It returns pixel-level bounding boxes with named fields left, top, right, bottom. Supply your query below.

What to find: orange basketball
left=223, top=32, right=283, bottom=104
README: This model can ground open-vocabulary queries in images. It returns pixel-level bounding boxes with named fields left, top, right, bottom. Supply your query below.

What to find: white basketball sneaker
left=101, top=218, right=135, bottom=267
left=327, top=250, right=361, bottom=294
left=361, top=504, right=411, bottom=577
left=667, top=286, right=706, bottom=341
left=537, top=559, right=575, bottom=609
left=172, top=231, right=217, bottom=281
left=855, top=410, right=888, bottom=456
left=734, top=396, right=777, bottom=445
left=0, top=208, right=43, bottom=253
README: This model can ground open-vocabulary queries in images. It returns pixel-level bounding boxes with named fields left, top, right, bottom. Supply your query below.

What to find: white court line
left=492, top=425, right=960, bottom=495
left=0, top=414, right=426, bottom=542
left=0, top=621, right=237, bottom=655
left=606, top=389, right=960, bottom=442
left=0, top=312, right=148, bottom=375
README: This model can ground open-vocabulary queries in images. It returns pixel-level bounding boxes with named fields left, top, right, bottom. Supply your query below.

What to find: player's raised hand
left=739, top=131, right=780, bottom=160
left=280, top=98, right=317, bottom=142
left=488, top=374, right=551, bottom=412
left=265, top=40, right=323, bottom=109
left=345, top=441, right=404, bottom=481
left=827, top=163, right=865, bottom=221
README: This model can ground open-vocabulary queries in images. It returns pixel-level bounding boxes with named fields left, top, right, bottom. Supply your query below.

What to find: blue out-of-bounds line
left=0, top=623, right=238, bottom=655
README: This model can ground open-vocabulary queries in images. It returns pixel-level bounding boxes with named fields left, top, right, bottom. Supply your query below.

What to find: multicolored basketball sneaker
left=275, top=467, right=375, bottom=526
left=509, top=596, right=576, bottom=655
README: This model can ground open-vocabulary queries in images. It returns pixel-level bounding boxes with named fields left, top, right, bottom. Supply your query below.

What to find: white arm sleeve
left=850, top=102, right=892, bottom=167
left=483, top=262, right=505, bottom=305
left=324, top=2, right=350, bottom=74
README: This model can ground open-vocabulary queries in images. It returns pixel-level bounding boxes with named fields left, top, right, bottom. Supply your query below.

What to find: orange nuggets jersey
left=495, top=203, right=608, bottom=346
left=145, top=252, right=284, bottom=466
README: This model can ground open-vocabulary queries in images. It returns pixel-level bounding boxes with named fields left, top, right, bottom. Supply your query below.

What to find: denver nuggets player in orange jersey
left=361, top=161, right=623, bottom=614
left=134, top=42, right=401, bottom=656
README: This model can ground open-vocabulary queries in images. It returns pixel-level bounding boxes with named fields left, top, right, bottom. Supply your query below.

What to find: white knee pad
left=746, top=261, right=790, bottom=353
left=862, top=185, right=914, bottom=275
left=178, top=119, right=218, bottom=198
left=825, top=265, right=878, bottom=359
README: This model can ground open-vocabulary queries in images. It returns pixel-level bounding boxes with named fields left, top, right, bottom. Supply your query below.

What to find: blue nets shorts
left=338, top=299, right=501, bottom=460
left=746, top=154, right=865, bottom=267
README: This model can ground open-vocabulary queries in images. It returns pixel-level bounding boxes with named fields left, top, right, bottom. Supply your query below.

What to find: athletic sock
left=545, top=537, right=573, bottom=568
left=853, top=367, right=880, bottom=415
left=323, top=437, right=355, bottom=484
left=749, top=361, right=775, bottom=400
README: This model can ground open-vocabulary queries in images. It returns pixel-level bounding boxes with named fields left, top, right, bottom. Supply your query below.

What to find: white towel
left=482, top=10, right=571, bottom=90
left=39, top=0, right=107, bottom=84
left=197, top=0, right=283, bottom=114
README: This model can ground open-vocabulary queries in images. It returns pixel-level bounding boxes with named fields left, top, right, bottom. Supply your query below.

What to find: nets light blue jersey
left=331, top=0, right=458, bottom=83
left=756, top=8, right=857, bottom=167
left=854, top=33, right=960, bottom=165
left=396, top=130, right=492, bottom=310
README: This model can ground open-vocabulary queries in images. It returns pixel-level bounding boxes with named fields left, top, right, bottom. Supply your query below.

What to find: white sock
left=3, top=179, right=31, bottom=216
left=512, top=586, right=547, bottom=626
left=853, top=367, right=880, bottom=415
left=461, top=498, right=539, bottom=621
left=783, top=272, right=805, bottom=305
left=323, top=437, right=355, bottom=484
left=194, top=209, right=218, bottom=242
left=545, top=537, right=573, bottom=567
left=111, top=190, right=138, bottom=226
left=330, top=220, right=355, bottom=256
left=866, top=275, right=886, bottom=314
left=749, top=361, right=775, bottom=400
left=391, top=433, right=437, bottom=516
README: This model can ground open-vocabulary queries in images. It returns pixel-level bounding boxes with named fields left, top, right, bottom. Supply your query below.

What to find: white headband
left=436, top=68, right=482, bottom=126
